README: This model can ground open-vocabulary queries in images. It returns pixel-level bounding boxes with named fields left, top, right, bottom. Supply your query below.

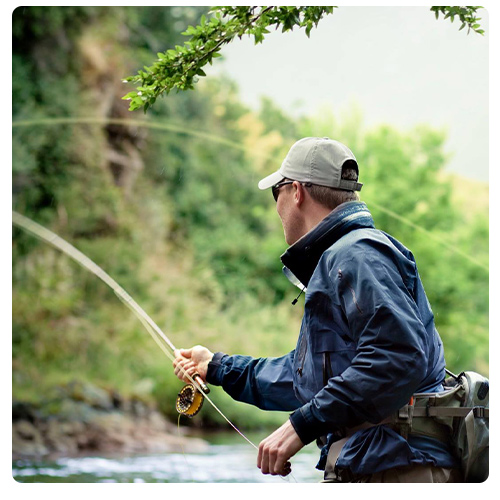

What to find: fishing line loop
left=12, top=211, right=259, bottom=453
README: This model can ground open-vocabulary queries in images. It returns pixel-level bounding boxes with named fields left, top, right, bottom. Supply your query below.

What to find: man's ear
left=293, top=181, right=306, bottom=207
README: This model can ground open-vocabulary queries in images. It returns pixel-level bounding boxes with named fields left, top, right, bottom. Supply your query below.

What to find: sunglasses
left=272, top=181, right=294, bottom=202
left=271, top=180, right=312, bottom=202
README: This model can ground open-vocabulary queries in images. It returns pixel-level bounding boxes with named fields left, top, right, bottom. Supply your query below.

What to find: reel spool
left=176, top=373, right=210, bottom=418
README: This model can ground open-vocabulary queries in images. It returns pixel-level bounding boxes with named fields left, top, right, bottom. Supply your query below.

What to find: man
left=173, top=137, right=461, bottom=482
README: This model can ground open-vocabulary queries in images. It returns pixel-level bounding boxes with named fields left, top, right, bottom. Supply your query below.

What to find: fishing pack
left=394, top=369, right=489, bottom=482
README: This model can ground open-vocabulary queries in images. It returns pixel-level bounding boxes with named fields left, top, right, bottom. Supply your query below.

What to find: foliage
left=123, top=5, right=485, bottom=112
left=430, top=6, right=485, bottom=35
left=123, top=6, right=336, bottom=111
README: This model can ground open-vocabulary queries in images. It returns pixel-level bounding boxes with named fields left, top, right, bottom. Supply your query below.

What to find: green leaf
left=121, top=5, right=487, bottom=113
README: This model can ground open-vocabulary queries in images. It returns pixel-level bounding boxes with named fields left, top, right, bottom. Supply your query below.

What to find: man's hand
left=257, top=419, right=304, bottom=476
left=173, top=345, right=214, bottom=383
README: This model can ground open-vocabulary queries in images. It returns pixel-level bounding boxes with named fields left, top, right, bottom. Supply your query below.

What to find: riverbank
left=12, top=380, right=209, bottom=460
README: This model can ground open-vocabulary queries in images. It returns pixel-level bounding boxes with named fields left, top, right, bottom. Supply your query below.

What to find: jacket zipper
left=297, top=334, right=308, bottom=376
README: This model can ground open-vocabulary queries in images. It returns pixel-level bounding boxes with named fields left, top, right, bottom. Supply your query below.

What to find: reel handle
left=193, top=373, right=210, bottom=394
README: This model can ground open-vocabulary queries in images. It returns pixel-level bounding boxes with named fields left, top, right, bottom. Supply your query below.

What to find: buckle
left=473, top=406, right=486, bottom=418
left=398, top=404, right=411, bottom=420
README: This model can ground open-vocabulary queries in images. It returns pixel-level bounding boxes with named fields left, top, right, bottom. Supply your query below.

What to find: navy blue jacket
left=207, top=201, right=458, bottom=475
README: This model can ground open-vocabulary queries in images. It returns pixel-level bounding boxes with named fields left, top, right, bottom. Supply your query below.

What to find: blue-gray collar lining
left=281, top=201, right=374, bottom=288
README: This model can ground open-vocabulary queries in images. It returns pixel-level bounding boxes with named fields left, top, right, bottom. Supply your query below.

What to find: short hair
left=306, top=160, right=360, bottom=210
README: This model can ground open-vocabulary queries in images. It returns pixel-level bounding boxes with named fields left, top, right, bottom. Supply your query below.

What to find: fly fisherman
left=173, top=137, right=462, bottom=482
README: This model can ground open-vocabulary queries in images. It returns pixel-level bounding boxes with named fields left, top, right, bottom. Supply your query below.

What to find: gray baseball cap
left=258, top=137, right=362, bottom=191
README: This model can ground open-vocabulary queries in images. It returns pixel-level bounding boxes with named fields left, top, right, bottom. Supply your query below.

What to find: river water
left=13, top=432, right=325, bottom=483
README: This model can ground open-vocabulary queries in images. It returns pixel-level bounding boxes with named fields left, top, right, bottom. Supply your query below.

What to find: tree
left=123, top=6, right=485, bottom=112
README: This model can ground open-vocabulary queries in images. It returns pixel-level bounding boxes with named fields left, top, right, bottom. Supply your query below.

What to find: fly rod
left=12, top=211, right=259, bottom=450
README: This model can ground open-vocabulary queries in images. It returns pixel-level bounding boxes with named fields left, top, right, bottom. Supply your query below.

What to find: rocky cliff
left=12, top=381, right=208, bottom=459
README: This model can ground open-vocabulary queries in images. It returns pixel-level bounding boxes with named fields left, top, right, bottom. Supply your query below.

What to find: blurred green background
left=12, top=6, right=488, bottom=430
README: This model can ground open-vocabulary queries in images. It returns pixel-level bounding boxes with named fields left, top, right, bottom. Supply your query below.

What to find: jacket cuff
left=206, top=352, right=227, bottom=386
left=290, top=404, right=331, bottom=445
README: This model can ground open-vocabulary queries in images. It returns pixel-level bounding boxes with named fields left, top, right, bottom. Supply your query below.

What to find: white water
left=13, top=438, right=324, bottom=483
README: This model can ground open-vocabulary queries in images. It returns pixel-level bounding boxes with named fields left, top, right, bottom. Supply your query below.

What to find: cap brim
left=258, top=171, right=284, bottom=190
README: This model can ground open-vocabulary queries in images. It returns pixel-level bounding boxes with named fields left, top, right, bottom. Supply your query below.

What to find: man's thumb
left=179, top=348, right=192, bottom=358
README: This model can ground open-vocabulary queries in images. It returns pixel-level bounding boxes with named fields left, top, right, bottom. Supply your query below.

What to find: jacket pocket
left=312, top=332, right=356, bottom=353
left=313, top=333, right=356, bottom=383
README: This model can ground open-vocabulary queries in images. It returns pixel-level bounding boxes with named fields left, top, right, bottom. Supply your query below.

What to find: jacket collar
left=281, top=201, right=375, bottom=289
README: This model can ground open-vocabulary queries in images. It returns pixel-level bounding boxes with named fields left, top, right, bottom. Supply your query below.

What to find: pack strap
left=411, top=406, right=489, bottom=418
left=464, top=408, right=477, bottom=479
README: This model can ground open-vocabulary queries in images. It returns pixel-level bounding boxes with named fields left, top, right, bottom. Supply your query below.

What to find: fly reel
left=176, top=373, right=210, bottom=418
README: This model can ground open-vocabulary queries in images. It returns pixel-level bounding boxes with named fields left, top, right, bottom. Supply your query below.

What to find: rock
left=44, top=420, right=86, bottom=455
left=65, top=380, right=114, bottom=410
left=110, top=390, right=123, bottom=410
left=147, top=410, right=172, bottom=433
left=55, top=399, right=101, bottom=423
left=12, top=420, right=49, bottom=458
left=12, top=401, right=38, bottom=423
left=129, top=398, right=150, bottom=418
left=85, top=413, right=135, bottom=452
left=15, top=420, right=40, bottom=440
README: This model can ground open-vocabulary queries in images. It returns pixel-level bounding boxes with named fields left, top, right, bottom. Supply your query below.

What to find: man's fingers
left=260, top=452, right=270, bottom=475
left=182, top=364, right=195, bottom=377
left=257, top=442, right=270, bottom=474
left=173, top=358, right=196, bottom=381
left=182, top=363, right=196, bottom=379
left=259, top=446, right=290, bottom=476
left=269, top=451, right=288, bottom=476
left=173, top=348, right=198, bottom=382
left=280, top=461, right=292, bottom=477
left=268, top=449, right=278, bottom=475
left=256, top=420, right=302, bottom=477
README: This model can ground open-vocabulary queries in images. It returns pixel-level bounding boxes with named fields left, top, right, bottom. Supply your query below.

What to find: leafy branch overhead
left=123, top=5, right=485, bottom=112
left=122, top=6, right=336, bottom=112
left=430, top=6, right=484, bottom=35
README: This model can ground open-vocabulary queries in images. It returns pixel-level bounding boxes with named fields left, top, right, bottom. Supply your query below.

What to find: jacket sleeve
left=206, top=351, right=302, bottom=412
left=290, top=245, right=430, bottom=445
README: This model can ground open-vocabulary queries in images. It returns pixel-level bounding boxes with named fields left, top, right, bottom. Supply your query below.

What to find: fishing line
left=12, top=116, right=487, bottom=272
left=12, top=211, right=299, bottom=480
left=177, top=413, right=194, bottom=483
left=12, top=117, right=271, bottom=163
left=369, top=201, right=489, bottom=272
left=12, top=211, right=259, bottom=452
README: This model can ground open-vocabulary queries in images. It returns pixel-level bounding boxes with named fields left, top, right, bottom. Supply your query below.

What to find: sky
left=204, top=6, right=490, bottom=183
